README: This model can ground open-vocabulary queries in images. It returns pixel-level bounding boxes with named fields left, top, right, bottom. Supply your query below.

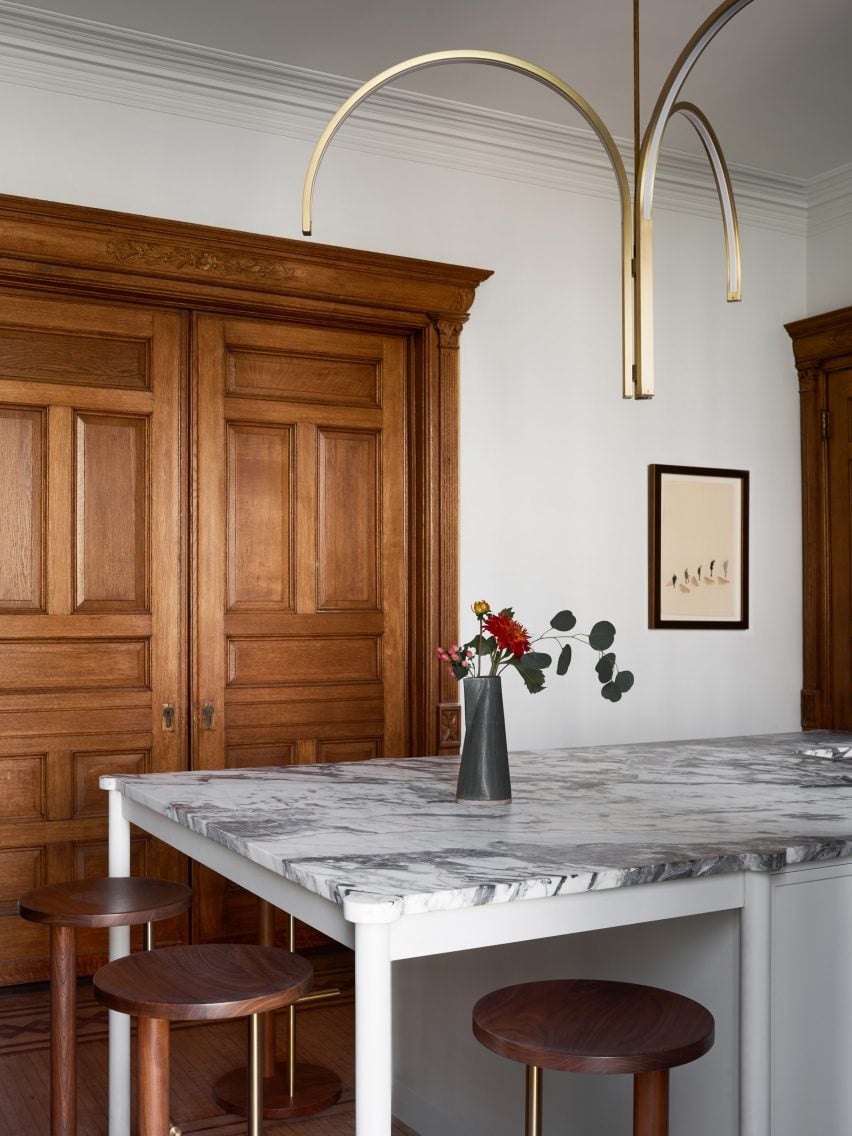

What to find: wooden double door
left=0, top=293, right=408, bottom=982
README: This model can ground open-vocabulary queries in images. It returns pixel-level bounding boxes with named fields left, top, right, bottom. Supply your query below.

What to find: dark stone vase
left=456, top=675, right=511, bottom=803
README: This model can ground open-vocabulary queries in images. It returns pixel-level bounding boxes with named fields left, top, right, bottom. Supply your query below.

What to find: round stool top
left=472, top=978, right=715, bottom=1074
left=93, top=943, right=313, bottom=1021
left=18, top=877, right=192, bottom=929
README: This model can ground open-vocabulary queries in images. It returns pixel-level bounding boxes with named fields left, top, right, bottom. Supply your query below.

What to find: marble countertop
left=101, top=731, right=852, bottom=919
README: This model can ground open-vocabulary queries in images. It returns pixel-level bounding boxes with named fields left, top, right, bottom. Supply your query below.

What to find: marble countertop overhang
left=100, top=731, right=852, bottom=919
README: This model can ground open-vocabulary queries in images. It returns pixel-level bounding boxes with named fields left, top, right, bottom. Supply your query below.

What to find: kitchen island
left=102, top=731, right=852, bottom=1135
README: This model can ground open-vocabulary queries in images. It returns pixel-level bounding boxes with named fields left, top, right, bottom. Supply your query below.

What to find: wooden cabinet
left=787, top=305, right=852, bottom=729
left=0, top=195, right=490, bottom=981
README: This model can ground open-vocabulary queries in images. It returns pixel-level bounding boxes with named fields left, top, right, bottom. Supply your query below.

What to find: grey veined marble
left=101, top=732, right=852, bottom=918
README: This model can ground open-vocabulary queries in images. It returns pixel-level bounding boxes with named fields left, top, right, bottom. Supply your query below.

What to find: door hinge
left=821, top=408, right=831, bottom=441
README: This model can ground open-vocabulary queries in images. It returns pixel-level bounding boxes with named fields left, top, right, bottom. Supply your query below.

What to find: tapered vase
left=456, top=675, right=511, bottom=803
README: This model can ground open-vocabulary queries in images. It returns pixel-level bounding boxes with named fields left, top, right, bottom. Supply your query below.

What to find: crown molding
left=807, top=162, right=852, bottom=237
left=0, top=0, right=808, bottom=237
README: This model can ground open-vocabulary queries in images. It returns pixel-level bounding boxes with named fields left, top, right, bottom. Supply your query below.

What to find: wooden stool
left=213, top=900, right=341, bottom=1120
left=18, top=876, right=192, bottom=1136
left=94, top=942, right=313, bottom=1136
left=472, top=978, right=715, bottom=1136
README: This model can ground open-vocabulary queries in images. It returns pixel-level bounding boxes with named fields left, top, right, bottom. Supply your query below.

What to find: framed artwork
left=648, top=464, right=749, bottom=629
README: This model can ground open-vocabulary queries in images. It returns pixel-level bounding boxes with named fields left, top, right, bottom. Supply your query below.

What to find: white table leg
left=354, top=917, right=394, bottom=1136
left=108, top=789, right=131, bottom=1136
left=740, top=871, right=771, bottom=1136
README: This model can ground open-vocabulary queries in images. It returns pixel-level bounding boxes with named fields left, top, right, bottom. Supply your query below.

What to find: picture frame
left=648, top=464, right=749, bottom=629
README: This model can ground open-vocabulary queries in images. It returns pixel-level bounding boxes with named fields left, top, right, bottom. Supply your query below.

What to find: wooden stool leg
left=248, top=1012, right=264, bottom=1136
left=138, top=1016, right=170, bottom=1136
left=633, top=1069, right=669, bottom=1136
left=525, top=1065, right=542, bottom=1136
left=50, top=924, right=76, bottom=1136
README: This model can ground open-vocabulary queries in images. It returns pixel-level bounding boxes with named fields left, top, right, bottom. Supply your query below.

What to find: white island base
left=394, top=859, right=852, bottom=1136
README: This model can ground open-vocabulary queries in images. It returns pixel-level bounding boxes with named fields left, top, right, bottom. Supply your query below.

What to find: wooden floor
left=0, top=977, right=418, bottom=1135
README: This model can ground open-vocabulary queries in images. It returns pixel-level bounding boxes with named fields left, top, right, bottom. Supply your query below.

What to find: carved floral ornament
left=107, top=237, right=297, bottom=282
left=301, top=0, right=755, bottom=399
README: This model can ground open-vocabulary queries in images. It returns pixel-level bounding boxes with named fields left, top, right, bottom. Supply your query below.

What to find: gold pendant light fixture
left=301, top=0, right=752, bottom=398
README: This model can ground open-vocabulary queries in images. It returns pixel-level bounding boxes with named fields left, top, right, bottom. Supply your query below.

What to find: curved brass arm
left=633, top=0, right=755, bottom=396
left=671, top=102, right=741, bottom=301
left=301, top=49, right=635, bottom=398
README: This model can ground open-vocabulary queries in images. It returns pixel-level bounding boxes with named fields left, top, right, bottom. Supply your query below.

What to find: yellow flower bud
left=472, top=600, right=490, bottom=617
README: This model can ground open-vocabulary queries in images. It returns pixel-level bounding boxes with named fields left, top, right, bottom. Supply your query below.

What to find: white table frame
left=107, top=789, right=772, bottom=1136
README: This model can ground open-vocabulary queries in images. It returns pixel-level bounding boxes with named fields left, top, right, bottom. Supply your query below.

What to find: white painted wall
left=807, top=215, right=852, bottom=316
left=0, top=74, right=808, bottom=749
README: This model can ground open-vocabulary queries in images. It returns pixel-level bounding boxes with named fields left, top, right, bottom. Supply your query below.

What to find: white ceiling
left=8, top=0, right=852, bottom=180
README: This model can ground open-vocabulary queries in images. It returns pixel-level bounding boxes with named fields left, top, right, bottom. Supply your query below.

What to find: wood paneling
left=228, top=348, right=380, bottom=409
left=0, top=847, right=45, bottom=915
left=0, top=193, right=488, bottom=976
left=317, top=429, right=380, bottom=610
left=0, top=290, right=185, bottom=984
left=0, top=754, right=46, bottom=822
left=0, top=639, right=149, bottom=692
left=0, top=327, right=149, bottom=390
left=75, top=413, right=148, bottom=611
left=317, top=738, right=381, bottom=763
left=227, top=635, right=381, bottom=686
left=72, top=749, right=149, bottom=819
left=0, top=407, right=45, bottom=613
left=226, top=423, right=293, bottom=611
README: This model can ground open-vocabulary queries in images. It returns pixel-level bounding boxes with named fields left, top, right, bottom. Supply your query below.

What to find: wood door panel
left=0, top=325, right=150, bottom=390
left=0, top=291, right=185, bottom=984
left=74, top=412, right=149, bottom=611
left=0, top=407, right=45, bottom=612
left=226, top=422, right=294, bottom=611
left=0, top=753, right=47, bottom=822
left=317, top=427, right=380, bottom=610
left=0, top=638, right=149, bottom=691
left=227, top=635, right=381, bottom=685
left=228, top=346, right=381, bottom=409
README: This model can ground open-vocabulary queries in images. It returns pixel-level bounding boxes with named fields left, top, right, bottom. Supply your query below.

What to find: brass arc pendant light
left=301, top=0, right=753, bottom=398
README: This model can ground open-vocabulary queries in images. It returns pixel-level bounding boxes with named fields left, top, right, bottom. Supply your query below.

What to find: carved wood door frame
left=786, top=304, right=852, bottom=729
left=0, top=193, right=491, bottom=759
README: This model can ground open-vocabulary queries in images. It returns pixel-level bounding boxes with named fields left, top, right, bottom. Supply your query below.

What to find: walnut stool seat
left=18, top=876, right=192, bottom=1136
left=472, top=978, right=715, bottom=1136
left=94, top=943, right=313, bottom=1136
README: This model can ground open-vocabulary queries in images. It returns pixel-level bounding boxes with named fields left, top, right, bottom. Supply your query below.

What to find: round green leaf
left=521, top=651, right=552, bottom=670
left=601, top=681, right=622, bottom=702
left=550, top=610, right=577, bottom=632
left=589, top=620, right=616, bottom=651
left=556, top=642, right=573, bottom=675
left=595, top=652, right=615, bottom=683
left=615, top=670, right=635, bottom=693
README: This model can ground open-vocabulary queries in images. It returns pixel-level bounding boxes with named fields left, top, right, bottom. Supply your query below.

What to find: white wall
left=0, top=74, right=808, bottom=749
left=807, top=215, right=852, bottom=316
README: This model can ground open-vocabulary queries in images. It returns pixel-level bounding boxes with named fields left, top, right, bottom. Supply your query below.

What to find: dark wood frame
left=648, top=463, right=749, bottom=630
left=0, top=193, right=491, bottom=759
left=786, top=303, right=852, bottom=729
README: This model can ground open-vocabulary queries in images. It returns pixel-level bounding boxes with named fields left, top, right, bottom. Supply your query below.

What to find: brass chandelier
left=301, top=0, right=754, bottom=399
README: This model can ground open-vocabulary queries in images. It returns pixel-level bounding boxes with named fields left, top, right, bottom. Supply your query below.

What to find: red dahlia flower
left=484, top=612, right=530, bottom=659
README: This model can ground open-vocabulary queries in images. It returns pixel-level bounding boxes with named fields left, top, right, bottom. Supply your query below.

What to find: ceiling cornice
left=0, top=0, right=829, bottom=238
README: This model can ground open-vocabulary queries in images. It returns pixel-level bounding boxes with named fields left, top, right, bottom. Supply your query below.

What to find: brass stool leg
left=143, top=919, right=154, bottom=952
left=50, top=924, right=76, bottom=1136
left=138, top=1017, right=170, bottom=1136
left=524, top=1063, right=543, bottom=1136
left=633, top=1068, right=669, bottom=1136
left=213, top=900, right=341, bottom=1119
left=248, top=1013, right=264, bottom=1136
